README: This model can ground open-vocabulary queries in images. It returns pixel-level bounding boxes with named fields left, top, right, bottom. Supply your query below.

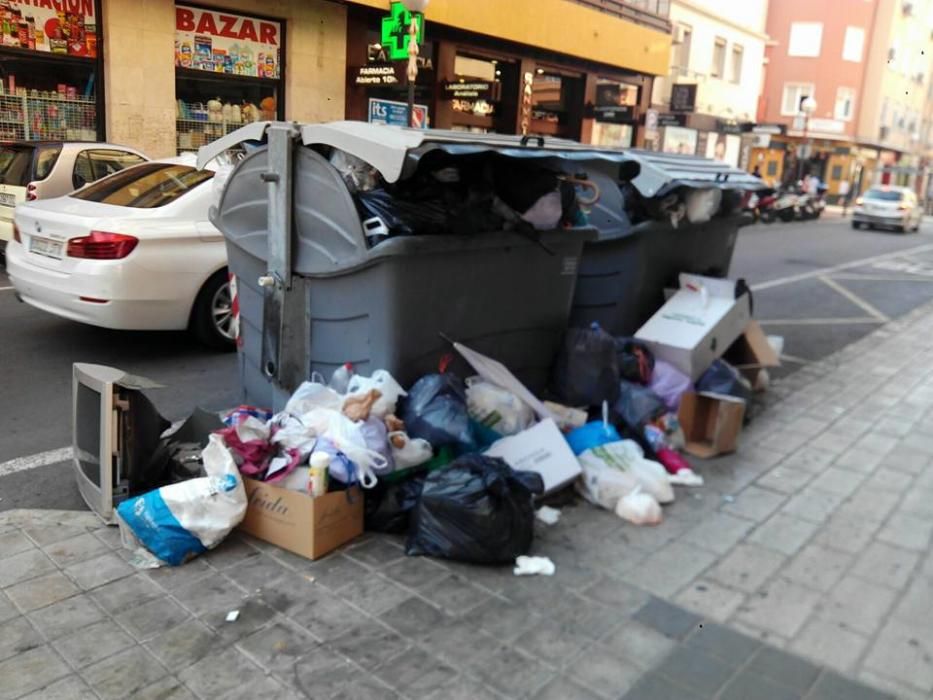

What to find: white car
left=6, top=160, right=233, bottom=348
left=0, top=141, right=148, bottom=249
left=852, top=186, right=924, bottom=233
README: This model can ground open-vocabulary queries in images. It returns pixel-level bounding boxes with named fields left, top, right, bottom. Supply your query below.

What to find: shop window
left=530, top=69, right=584, bottom=139
left=591, top=80, right=638, bottom=147
left=445, top=52, right=512, bottom=133
left=711, top=37, right=726, bottom=79
left=831, top=165, right=843, bottom=180
left=0, top=2, right=100, bottom=141
left=767, top=161, right=778, bottom=177
left=174, top=5, right=284, bottom=153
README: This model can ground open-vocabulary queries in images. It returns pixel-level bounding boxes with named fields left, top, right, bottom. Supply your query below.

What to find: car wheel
left=190, top=270, right=236, bottom=350
left=897, top=225, right=906, bottom=234
left=851, top=221, right=861, bottom=229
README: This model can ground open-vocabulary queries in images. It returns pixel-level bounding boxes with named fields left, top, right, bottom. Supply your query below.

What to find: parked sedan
left=6, top=160, right=233, bottom=348
left=852, top=186, right=924, bottom=233
left=0, top=141, right=148, bottom=250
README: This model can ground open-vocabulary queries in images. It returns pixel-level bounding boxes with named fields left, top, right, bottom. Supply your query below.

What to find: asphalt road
left=3, top=210, right=933, bottom=510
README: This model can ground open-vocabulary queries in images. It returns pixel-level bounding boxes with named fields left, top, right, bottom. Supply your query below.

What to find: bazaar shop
left=0, top=0, right=102, bottom=141
left=344, top=3, right=654, bottom=145
left=173, top=3, right=284, bottom=154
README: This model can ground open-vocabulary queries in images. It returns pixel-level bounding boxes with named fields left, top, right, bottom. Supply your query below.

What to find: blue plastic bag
left=565, top=404, right=622, bottom=455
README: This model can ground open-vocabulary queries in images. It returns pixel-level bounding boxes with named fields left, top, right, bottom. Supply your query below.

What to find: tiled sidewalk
left=4, top=301, right=933, bottom=699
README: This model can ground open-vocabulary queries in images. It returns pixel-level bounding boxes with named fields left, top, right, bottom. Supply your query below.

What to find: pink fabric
left=656, top=447, right=691, bottom=475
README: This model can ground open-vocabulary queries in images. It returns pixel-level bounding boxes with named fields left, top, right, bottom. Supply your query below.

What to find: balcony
left=567, top=0, right=672, bottom=33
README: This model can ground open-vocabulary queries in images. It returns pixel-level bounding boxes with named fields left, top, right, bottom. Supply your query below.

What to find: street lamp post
left=797, top=96, right=817, bottom=182
left=401, top=0, right=429, bottom=128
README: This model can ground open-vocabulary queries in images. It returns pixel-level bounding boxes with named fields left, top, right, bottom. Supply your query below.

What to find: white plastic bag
left=576, top=440, right=674, bottom=506
left=115, top=435, right=248, bottom=567
left=684, top=188, right=722, bottom=224
left=577, top=448, right=642, bottom=510
left=465, top=377, right=535, bottom=436
left=300, top=408, right=388, bottom=487
left=285, top=378, right=343, bottom=415
left=389, top=431, right=434, bottom=469
left=615, top=487, right=663, bottom=525
left=345, top=370, right=407, bottom=419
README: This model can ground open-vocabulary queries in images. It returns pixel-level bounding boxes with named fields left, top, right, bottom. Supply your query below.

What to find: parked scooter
left=773, top=189, right=799, bottom=222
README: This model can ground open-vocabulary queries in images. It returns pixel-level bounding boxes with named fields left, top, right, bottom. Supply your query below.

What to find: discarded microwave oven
left=72, top=363, right=170, bottom=521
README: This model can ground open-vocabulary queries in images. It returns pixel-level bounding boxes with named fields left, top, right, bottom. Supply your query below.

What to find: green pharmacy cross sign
left=381, top=2, right=425, bottom=61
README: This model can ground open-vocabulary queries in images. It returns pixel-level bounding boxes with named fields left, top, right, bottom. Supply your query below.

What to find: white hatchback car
left=0, top=141, right=148, bottom=249
left=852, top=186, right=924, bottom=233
left=7, top=160, right=233, bottom=348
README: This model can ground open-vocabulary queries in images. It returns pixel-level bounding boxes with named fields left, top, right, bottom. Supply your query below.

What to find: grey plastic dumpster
left=570, top=150, right=761, bottom=335
left=200, top=122, right=634, bottom=410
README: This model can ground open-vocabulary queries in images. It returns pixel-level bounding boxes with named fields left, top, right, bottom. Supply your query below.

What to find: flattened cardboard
left=678, top=391, right=745, bottom=458
left=484, top=418, right=582, bottom=494
left=239, top=480, right=363, bottom=560
left=635, top=274, right=752, bottom=381
left=725, top=320, right=780, bottom=370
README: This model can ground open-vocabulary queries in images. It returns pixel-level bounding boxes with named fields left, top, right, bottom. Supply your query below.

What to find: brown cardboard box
left=239, top=479, right=363, bottom=560
left=725, top=320, right=780, bottom=389
left=678, top=392, right=746, bottom=458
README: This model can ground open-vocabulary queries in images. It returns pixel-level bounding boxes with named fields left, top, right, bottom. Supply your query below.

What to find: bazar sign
left=352, top=64, right=400, bottom=86
left=175, top=5, right=281, bottom=79
left=176, top=6, right=278, bottom=45
left=440, top=80, right=496, bottom=99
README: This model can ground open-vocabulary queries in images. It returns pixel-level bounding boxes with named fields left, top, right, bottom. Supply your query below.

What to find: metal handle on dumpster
left=260, top=123, right=298, bottom=383
left=520, top=135, right=545, bottom=147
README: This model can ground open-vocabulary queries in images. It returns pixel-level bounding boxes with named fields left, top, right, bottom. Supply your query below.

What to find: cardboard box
left=678, top=391, right=746, bottom=458
left=239, top=480, right=363, bottom=560
left=635, top=274, right=752, bottom=381
left=484, top=418, right=582, bottom=494
left=725, top=320, right=780, bottom=386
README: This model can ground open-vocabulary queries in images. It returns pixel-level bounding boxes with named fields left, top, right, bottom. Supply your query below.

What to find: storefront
left=173, top=3, right=285, bottom=153
left=344, top=3, right=655, bottom=146
left=0, top=0, right=102, bottom=141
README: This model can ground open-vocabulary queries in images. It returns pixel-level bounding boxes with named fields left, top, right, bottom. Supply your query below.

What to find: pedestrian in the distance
left=752, top=164, right=762, bottom=179
left=839, top=180, right=851, bottom=216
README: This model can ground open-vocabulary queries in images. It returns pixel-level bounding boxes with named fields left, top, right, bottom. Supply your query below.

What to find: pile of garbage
left=113, top=274, right=778, bottom=571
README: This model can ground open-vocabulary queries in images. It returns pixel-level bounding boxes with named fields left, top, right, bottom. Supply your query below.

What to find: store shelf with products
left=175, top=118, right=253, bottom=153
left=0, top=93, right=96, bottom=141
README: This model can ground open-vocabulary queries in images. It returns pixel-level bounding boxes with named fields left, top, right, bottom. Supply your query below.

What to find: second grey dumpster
left=200, top=122, right=635, bottom=410
left=570, top=150, right=762, bottom=335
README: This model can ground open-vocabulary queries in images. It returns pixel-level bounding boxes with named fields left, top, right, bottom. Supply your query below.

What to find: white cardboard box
left=484, top=419, right=581, bottom=494
left=635, top=274, right=752, bottom=381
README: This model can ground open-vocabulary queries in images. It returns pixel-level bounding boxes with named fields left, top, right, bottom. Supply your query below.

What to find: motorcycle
left=744, top=188, right=779, bottom=223
left=773, top=189, right=799, bottom=222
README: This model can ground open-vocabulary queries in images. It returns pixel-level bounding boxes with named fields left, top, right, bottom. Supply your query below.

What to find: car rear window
left=0, top=145, right=35, bottom=186
left=864, top=189, right=903, bottom=201
left=34, top=145, right=63, bottom=180
left=71, top=163, right=214, bottom=208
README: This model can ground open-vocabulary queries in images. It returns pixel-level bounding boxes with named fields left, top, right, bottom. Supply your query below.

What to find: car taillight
left=25, top=182, right=37, bottom=201
left=67, top=231, right=138, bottom=260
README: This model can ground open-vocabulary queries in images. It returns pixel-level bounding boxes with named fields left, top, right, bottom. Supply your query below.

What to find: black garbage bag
left=552, top=323, right=620, bottom=407
left=696, top=359, right=753, bottom=406
left=615, top=338, right=655, bottom=385
left=401, top=373, right=475, bottom=449
left=364, top=476, right=426, bottom=534
left=406, top=455, right=544, bottom=564
left=614, top=379, right=667, bottom=430
left=355, top=188, right=448, bottom=237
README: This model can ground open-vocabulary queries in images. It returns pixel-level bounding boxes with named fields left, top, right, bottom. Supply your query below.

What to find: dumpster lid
left=625, top=150, right=764, bottom=197
left=197, top=121, right=763, bottom=198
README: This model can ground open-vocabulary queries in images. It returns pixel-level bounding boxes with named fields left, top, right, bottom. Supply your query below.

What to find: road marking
left=819, top=276, right=889, bottom=322
left=871, top=259, right=933, bottom=277
left=759, top=317, right=883, bottom=326
left=0, top=447, right=72, bottom=478
left=751, top=243, right=933, bottom=291
left=828, top=273, right=933, bottom=283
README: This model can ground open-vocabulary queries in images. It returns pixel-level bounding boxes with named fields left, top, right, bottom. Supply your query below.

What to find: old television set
left=72, top=363, right=170, bottom=521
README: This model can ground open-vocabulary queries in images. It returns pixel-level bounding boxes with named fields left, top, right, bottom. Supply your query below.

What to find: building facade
left=650, top=0, right=770, bottom=167
left=755, top=0, right=933, bottom=198
left=0, top=0, right=671, bottom=158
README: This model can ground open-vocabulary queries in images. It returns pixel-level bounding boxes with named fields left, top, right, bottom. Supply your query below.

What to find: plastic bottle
left=308, top=452, right=330, bottom=498
left=328, top=362, right=355, bottom=394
